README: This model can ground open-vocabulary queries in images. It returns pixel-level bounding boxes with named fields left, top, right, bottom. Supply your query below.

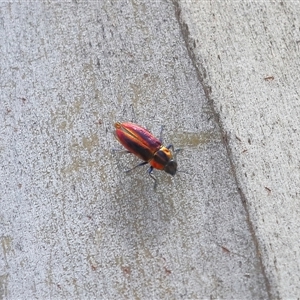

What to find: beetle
left=114, top=122, right=179, bottom=188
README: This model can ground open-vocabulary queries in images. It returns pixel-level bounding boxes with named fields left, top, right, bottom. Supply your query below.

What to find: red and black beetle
left=114, top=122, right=179, bottom=187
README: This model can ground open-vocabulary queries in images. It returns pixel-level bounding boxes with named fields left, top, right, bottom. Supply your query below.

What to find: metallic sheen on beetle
left=114, top=122, right=178, bottom=186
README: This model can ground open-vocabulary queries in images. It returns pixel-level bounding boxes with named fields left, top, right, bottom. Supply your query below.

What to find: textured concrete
left=175, top=0, right=300, bottom=299
left=2, top=0, right=298, bottom=299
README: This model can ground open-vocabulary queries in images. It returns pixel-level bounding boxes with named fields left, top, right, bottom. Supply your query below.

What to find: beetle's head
left=164, top=160, right=177, bottom=176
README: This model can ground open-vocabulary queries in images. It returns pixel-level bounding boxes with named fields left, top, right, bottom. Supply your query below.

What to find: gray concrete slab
left=175, top=0, right=300, bottom=298
left=0, top=1, right=273, bottom=299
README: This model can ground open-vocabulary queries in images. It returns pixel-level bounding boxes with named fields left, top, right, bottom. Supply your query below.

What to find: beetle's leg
left=125, top=161, right=148, bottom=173
left=160, top=127, right=181, bottom=158
left=147, top=166, right=158, bottom=190
left=166, top=144, right=182, bottom=160
left=166, top=144, right=174, bottom=151
left=166, top=144, right=182, bottom=153
left=159, top=125, right=166, bottom=142
left=112, top=148, right=131, bottom=154
left=166, top=144, right=182, bottom=152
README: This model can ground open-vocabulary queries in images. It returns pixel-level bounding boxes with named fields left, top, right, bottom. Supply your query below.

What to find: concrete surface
left=175, top=0, right=300, bottom=299
left=0, top=1, right=298, bottom=299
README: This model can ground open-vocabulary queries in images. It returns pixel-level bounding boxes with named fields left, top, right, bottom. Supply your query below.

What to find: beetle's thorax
left=149, top=146, right=174, bottom=172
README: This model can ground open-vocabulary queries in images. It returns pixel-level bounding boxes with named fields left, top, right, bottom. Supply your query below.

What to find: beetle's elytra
left=114, top=122, right=178, bottom=187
